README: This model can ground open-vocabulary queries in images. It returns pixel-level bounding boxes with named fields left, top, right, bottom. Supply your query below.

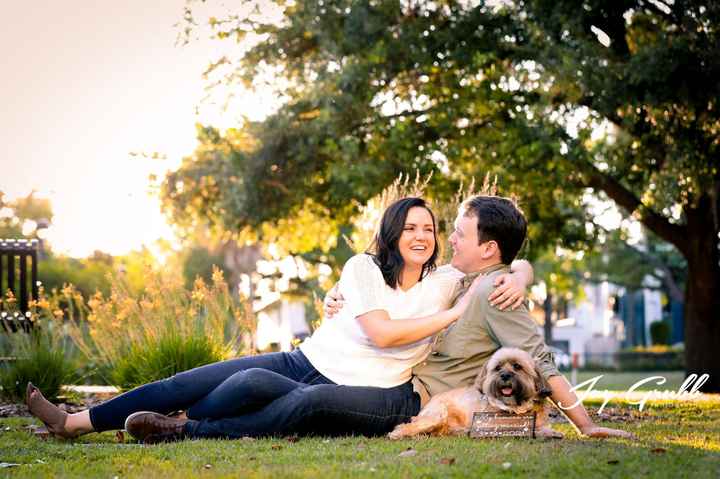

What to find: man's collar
left=459, top=263, right=508, bottom=289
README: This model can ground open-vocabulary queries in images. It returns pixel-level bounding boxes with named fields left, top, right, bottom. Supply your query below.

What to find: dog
left=388, top=347, right=563, bottom=439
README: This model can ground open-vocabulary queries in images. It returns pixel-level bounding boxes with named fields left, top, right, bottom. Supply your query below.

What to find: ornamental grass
left=33, top=267, right=252, bottom=390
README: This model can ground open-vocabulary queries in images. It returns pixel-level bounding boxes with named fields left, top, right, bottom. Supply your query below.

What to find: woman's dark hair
left=367, top=197, right=439, bottom=289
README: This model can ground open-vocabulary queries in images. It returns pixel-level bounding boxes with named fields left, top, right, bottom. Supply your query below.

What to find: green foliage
left=181, top=245, right=229, bottom=290
left=165, top=1, right=718, bottom=266
left=0, top=319, right=77, bottom=402
left=39, top=254, right=114, bottom=298
left=39, top=248, right=160, bottom=301
left=2, top=397, right=720, bottom=478
left=163, top=0, right=720, bottom=387
left=616, top=350, right=684, bottom=371
left=582, top=225, right=687, bottom=302
left=34, top=267, right=252, bottom=390
left=0, top=191, right=53, bottom=239
left=650, top=320, right=672, bottom=346
left=533, top=247, right=588, bottom=300
left=110, top=333, right=225, bottom=391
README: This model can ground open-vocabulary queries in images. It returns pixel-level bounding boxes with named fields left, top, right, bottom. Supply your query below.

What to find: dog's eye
left=495, top=366, right=502, bottom=372
left=512, top=363, right=522, bottom=371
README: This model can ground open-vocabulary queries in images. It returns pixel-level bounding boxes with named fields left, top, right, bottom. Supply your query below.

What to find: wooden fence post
left=0, top=239, right=39, bottom=332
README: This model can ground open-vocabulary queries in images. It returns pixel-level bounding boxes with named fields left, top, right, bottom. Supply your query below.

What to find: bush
left=650, top=320, right=671, bottom=345
left=0, top=319, right=78, bottom=402
left=37, top=267, right=252, bottom=390
left=617, top=349, right=685, bottom=371
left=111, top=334, right=225, bottom=390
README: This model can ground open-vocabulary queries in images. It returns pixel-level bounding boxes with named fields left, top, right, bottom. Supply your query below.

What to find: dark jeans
left=184, top=380, right=422, bottom=438
left=89, top=349, right=331, bottom=431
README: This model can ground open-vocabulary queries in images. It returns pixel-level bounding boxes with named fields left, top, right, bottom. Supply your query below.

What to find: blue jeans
left=89, top=349, right=331, bottom=431
left=184, top=380, right=421, bottom=438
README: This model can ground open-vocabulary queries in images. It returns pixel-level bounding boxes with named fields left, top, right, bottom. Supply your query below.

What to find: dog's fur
left=388, top=348, right=563, bottom=439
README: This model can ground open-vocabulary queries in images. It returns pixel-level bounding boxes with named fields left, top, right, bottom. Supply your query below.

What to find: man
left=127, top=196, right=632, bottom=440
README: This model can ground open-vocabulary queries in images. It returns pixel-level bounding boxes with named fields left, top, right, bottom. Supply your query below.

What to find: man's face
left=448, top=213, right=487, bottom=273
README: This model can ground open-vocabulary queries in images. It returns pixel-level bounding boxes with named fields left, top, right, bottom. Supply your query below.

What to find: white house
left=255, top=299, right=310, bottom=352
left=542, top=281, right=664, bottom=367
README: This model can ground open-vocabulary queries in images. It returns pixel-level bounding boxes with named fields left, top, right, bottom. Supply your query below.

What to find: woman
left=27, top=197, right=530, bottom=439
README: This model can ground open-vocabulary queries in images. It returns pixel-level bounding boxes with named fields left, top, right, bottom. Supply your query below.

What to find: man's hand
left=547, top=376, right=637, bottom=440
left=579, top=425, right=637, bottom=440
left=488, top=273, right=526, bottom=311
left=323, top=283, right=345, bottom=318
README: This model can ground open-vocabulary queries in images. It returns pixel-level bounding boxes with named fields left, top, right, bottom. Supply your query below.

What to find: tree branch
left=595, top=222, right=685, bottom=303
left=576, top=157, right=687, bottom=255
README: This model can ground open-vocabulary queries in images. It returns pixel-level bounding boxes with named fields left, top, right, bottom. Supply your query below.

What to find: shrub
left=36, top=267, right=252, bottom=390
left=650, top=320, right=671, bottom=345
left=0, top=318, right=78, bottom=402
left=617, top=349, right=685, bottom=371
left=111, top=333, right=226, bottom=390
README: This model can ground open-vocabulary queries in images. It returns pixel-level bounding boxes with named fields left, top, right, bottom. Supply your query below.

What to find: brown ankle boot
left=124, top=411, right=188, bottom=444
left=25, top=382, right=74, bottom=439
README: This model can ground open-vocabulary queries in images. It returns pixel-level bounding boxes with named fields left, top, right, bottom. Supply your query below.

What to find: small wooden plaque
left=469, top=411, right=537, bottom=438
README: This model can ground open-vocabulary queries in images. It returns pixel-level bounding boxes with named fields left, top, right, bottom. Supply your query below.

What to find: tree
left=584, top=225, right=687, bottom=305
left=165, top=1, right=718, bottom=389
left=0, top=191, right=53, bottom=239
left=532, top=248, right=587, bottom=345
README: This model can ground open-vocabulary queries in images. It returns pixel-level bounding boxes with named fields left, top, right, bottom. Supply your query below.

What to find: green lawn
left=1, top=394, right=718, bottom=478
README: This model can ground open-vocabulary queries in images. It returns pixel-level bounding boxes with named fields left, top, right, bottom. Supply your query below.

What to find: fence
left=0, top=239, right=39, bottom=332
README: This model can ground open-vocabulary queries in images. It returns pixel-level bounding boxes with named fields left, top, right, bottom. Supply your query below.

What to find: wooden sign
left=469, top=411, right=537, bottom=438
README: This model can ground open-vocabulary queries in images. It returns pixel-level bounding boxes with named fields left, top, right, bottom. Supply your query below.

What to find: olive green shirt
left=411, top=263, right=560, bottom=405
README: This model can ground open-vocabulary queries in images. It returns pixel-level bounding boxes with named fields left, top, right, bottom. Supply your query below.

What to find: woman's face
left=398, top=206, right=436, bottom=269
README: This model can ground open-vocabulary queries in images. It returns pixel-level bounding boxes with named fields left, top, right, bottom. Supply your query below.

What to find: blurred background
left=1, top=0, right=716, bottom=393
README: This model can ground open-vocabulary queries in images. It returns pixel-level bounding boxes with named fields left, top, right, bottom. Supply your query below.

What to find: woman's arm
left=511, top=259, right=534, bottom=284
left=356, top=276, right=483, bottom=348
left=326, top=260, right=535, bottom=317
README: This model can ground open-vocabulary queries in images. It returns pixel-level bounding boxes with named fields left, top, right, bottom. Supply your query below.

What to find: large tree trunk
left=683, top=204, right=720, bottom=392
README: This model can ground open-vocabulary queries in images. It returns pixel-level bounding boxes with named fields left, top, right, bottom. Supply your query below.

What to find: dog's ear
left=534, top=364, right=552, bottom=398
left=474, top=361, right=490, bottom=393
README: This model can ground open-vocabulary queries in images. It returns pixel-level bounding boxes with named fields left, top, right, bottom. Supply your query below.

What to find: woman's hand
left=488, top=272, right=527, bottom=311
left=323, top=284, right=344, bottom=318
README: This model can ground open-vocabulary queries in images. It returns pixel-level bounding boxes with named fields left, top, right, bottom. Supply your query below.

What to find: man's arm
left=326, top=260, right=534, bottom=318
left=548, top=376, right=635, bottom=438
left=482, top=295, right=635, bottom=439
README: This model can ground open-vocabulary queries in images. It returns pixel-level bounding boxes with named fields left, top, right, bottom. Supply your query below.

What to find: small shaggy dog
left=389, top=348, right=563, bottom=439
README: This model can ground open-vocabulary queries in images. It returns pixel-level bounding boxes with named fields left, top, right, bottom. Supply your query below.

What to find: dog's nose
left=500, top=372, right=513, bottom=382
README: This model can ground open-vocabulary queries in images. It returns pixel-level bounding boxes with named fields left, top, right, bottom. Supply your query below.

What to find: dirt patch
left=547, top=405, right=654, bottom=424
left=0, top=403, right=30, bottom=418
left=1, top=395, right=109, bottom=418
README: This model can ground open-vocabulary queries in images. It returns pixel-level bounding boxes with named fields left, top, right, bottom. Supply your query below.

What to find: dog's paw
left=536, top=427, right=564, bottom=439
left=388, top=426, right=410, bottom=440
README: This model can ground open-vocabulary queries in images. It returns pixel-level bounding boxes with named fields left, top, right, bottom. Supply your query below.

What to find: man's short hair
left=461, top=196, right=527, bottom=264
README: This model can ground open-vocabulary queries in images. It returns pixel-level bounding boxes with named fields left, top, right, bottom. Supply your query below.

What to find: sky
left=1, top=1, right=276, bottom=257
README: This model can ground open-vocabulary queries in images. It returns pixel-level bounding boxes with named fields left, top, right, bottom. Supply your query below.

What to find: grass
left=1, top=393, right=718, bottom=478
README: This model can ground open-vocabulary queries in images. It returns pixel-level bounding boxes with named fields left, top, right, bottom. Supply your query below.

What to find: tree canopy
left=163, top=0, right=719, bottom=389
